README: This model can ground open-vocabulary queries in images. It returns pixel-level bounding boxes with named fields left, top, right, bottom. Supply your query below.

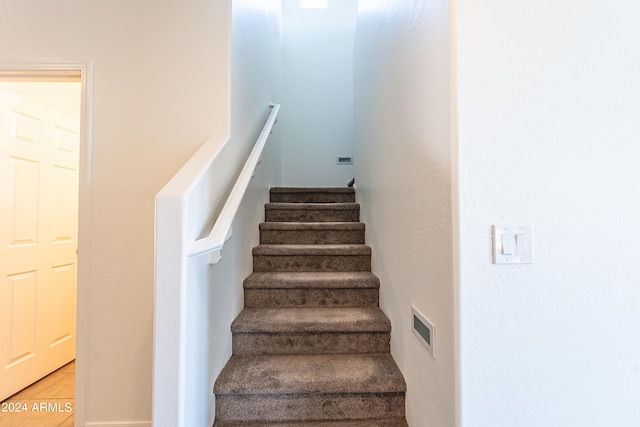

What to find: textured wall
left=280, top=0, right=358, bottom=187
left=456, top=0, right=640, bottom=425
left=0, top=1, right=230, bottom=424
left=353, top=0, right=455, bottom=425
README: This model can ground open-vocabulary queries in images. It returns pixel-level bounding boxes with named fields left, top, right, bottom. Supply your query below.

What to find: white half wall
left=353, top=1, right=455, bottom=426
left=456, top=0, right=640, bottom=425
left=281, top=0, right=358, bottom=187
left=0, top=1, right=230, bottom=424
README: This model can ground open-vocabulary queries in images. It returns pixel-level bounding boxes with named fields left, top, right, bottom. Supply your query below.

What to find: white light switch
left=492, top=225, right=533, bottom=264
left=501, top=234, right=514, bottom=255
left=515, top=233, right=526, bottom=255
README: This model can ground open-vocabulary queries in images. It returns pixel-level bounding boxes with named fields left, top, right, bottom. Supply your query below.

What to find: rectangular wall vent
left=336, top=155, right=353, bottom=165
left=412, top=306, right=435, bottom=357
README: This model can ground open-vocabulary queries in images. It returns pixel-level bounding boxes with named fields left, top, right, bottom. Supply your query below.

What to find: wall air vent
left=412, top=306, right=435, bottom=357
left=336, top=155, right=353, bottom=165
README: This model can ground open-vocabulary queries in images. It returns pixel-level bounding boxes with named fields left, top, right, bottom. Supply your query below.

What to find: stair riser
left=216, top=393, right=406, bottom=422
left=233, top=332, right=390, bottom=355
left=260, top=229, right=365, bottom=244
left=253, top=255, right=371, bottom=272
left=214, top=420, right=409, bottom=427
left=244, top=288, right=379, bottom=308
left=270, top=192, right=356, bottom=204
left=265, top=209, right=360, bottom=223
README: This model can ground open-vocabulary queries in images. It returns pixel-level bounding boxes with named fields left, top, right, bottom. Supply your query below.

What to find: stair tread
left=215, top=419, right=408, bottom=427
left=253, top=244, right=371, bottom=256
left=259, top=222, right=364, bottom=230
left=232, top=307, right=391, bottom=333
left=214, top=354, right=406, bottom=395
left=244, top=272, right=379, bottom=289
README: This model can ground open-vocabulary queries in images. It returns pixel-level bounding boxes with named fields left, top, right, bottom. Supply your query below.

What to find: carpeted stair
left=213, top=187, right=408, bottom=426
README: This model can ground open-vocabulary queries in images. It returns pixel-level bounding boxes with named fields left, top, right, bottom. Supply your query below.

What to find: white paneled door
left=0, top=86, right=79, bottom=401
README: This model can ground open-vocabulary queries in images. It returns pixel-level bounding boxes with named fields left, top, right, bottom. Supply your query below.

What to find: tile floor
left=0, top=361, right=75, bottom=427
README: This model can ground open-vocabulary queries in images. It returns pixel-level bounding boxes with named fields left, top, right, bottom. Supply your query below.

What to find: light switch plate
left=492, top=225, right=533, bottom=264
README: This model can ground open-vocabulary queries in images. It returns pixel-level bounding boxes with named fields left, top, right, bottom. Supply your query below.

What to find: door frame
left=0, top=60, right=93, bottom=426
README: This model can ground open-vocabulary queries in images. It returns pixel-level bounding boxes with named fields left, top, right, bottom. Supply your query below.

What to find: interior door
left=0, top=85, right=79, bottom=401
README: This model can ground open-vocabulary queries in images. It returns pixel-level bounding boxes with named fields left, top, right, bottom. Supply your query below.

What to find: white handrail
left=187, top=103, right=280, bottom=263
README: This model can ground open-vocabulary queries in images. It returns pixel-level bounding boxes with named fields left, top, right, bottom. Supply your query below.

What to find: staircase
left=213, top=187, right=408, bottom=426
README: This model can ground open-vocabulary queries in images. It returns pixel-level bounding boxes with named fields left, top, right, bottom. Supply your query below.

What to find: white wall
left=233, top=0, right=283, bottom=174
left=353, top=1, right=455, bottom=426
left=456, top=0, right=640, bottom=425
left=281, top=0, right=358, bottom=187
left=0, top=1, right=230, bottom=425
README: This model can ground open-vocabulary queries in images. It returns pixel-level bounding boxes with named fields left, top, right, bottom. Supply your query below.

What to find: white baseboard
left=85, top=421, right=151, bottom=427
